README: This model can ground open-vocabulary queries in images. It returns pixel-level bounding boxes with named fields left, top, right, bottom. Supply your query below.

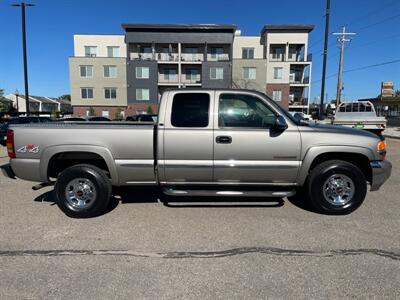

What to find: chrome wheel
left=322, top=174, right=355, bottom=206
left=65, top=178, right=97, bottom=210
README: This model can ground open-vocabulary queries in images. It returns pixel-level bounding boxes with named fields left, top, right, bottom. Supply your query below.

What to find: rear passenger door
left=161, top=91, right=214, bottom=184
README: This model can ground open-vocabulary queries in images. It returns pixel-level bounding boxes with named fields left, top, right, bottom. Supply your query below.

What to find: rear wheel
left=308, top=160, right=367, bottom=215
left=55, top=164, right=111, bottom=218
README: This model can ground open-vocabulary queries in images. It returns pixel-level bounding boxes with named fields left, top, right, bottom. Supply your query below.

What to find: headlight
left=377, top=140, right=386, bottom=160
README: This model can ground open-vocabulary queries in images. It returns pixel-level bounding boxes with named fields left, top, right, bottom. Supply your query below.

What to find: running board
left=162, top=188, right=296, bottom=198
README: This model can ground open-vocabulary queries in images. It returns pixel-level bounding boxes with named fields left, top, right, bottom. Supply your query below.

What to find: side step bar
left=162, top=188, right=296, bottom=198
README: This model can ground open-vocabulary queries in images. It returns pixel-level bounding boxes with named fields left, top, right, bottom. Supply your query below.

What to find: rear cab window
left=171, top=93, right=210, bottom=128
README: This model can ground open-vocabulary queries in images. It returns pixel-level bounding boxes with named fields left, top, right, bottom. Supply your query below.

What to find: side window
left=218, top=94, right=276, bottom=128
left=171, top=93, right=210, bottom=127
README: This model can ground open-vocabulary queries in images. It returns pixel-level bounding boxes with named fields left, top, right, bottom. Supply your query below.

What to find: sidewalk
left=383, top=127, right=400, bottom=139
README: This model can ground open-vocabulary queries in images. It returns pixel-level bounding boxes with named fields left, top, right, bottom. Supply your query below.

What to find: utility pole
left=319, top=0, right=330, bottom=120
left=333, top=25, right=356, bottom=107
left=12, top=2, right=34, bottom=116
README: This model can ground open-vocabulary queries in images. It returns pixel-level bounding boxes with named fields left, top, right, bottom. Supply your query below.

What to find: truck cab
left=157, top=89, right=301, bottom=185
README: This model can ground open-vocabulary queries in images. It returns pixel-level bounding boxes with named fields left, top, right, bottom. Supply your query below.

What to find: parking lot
left=0, top=139, right=399, bottom=299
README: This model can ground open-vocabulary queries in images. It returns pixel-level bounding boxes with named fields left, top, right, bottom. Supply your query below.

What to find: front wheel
left=308, top=160, right=367, bottom=215
left=55, top=164, right=111, bottom=218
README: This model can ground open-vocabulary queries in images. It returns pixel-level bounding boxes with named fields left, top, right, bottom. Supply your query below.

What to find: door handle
left=216, top=136, right=232, bottom=144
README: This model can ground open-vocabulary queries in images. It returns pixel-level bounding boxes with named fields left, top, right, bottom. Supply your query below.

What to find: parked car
left=1, top=89, right=392, bottom=218
left=126, top=114, right=158, bottom=122
left=289, top=112, right=312, bottom=122
left=87, top=116, right=111, bottom=121
left=61, top=117, right=86, bottom=122
left=332, top=101, right=386, bottom=136
left=0, top=116, right=51, bottom=144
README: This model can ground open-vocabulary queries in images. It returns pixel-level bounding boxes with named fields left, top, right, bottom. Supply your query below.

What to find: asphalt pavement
left=0, top=140, right=399, bottom=299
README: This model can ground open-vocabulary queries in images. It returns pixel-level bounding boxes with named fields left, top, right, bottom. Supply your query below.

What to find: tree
left=0, top=88, right=11, bottom=112
left=114, top=108, right=123, bottom=120
left=146, top=105, right=153, bottom=114
left=58, top=94, right=71, bottom=101
left=88, top=107, right=96, bottom=116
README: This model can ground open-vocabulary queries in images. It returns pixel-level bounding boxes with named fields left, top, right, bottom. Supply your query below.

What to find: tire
left=55, top=164, right=111, bottom=218
left=308, top=160, right=367, bottom=215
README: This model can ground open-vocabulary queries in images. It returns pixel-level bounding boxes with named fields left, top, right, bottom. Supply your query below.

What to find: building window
left=171, top=93, right=210, bottom=128
left=81, top=88, right=93, bottom=99
left=102, top=111, right=110, bottom=118
left=242, top=48, right=254, bottom=59
left=185, top=68, right=200, bottom=82
left=107, top=46, right=120, bottom=58
left=243, top=67, right=256, bottom=80
left=271, top=47, right=283, bottom=60
left=273, top=67, right=283, bottom=79
left=104, top=65, right=117, bottom=78
left=164, top=68, right=177, bottom=81
left=84, top=46, right=97, bottom=57
left=105, top=87, right=117, bottom=99
left=210, top=47, right=224, bottom=60
left=80, top=65, right=93, bottom=77
left=136, top=89, right=150, bottom=101
left=272, top=90, right=282, bottom=101
left=210, top=67, right=224, bottom=80
left=136, top=67, right=149, bottom=79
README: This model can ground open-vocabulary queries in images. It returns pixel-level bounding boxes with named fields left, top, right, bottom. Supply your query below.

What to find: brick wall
left=266, top=84, right=290, bottom=109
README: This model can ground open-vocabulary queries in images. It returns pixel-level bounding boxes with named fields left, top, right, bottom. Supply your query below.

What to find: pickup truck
left=332, top=101, right=387, bottom=136
left=1, top=89, right=392, bottom=218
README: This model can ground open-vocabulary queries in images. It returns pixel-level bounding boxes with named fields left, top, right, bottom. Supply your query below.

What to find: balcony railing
left=181, top=74, right=201, bottom=84
left=289, top=97, right=308, bottom=106
left=158, top=75, right=179, bottom=84
left=207, top=53, right=229, bottom=61
left=130, top=52, right=154, bottom=60
left=157, top=53, right=179, bottom=61
left=181, top=53, right=204, bottom=62
left=289, top=74, right=310, bottom=84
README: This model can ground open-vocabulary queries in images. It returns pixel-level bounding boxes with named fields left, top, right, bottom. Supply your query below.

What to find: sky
left=0, top=0, right=399, bottom=102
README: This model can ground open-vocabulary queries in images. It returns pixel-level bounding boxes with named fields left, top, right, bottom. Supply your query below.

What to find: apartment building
left=263, top=25, right=313, bottom=111
left=123, top=23, right=235, bottom=113
left=69, top=23, right=313, bottom=117
left=69, top=34, right=128, bottom=118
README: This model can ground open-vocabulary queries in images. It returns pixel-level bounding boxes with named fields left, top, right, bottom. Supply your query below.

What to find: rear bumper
left=370, top=160, right=392, bottom=191
left=0, top=163, right=16, bottom=179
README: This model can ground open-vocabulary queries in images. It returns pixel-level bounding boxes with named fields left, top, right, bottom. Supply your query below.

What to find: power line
left=346, top=0, right=399, bottom=27
left=357, top=12, right=400, bottom=31
left=311, top=58, right=400, bottom=84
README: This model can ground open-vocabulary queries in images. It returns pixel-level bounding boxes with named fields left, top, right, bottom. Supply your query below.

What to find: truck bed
left=10, top=122, right=157, bottom=185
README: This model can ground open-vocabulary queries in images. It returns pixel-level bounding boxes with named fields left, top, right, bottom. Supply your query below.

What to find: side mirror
left=273, top=115, right=288, bottom=130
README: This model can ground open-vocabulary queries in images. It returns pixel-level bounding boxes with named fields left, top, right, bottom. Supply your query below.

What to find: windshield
left=262, top=94, right=301, bottom=125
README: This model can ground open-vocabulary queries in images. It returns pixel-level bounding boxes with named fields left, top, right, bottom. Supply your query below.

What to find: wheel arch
left=40, top=145, right=119, bottom=185
left=298, top=146, right=374, bottom=186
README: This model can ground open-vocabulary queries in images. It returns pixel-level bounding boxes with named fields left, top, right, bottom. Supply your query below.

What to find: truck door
left=160, top=91, right=214, bottom=184
left=213, top=91, right=301, bottom=184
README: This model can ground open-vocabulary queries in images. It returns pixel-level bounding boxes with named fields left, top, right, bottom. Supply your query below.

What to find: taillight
left=6, top=129, right=16, bottom=158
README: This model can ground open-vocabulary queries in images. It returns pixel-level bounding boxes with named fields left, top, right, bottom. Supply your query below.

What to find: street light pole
left=319, top=0, right=330, bottom=120
left=12, top=2, right=34, bottom=116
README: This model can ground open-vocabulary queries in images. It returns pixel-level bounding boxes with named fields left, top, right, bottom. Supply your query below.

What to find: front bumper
left=0, top=163, right=16, bottom=179
left=370, top=160, right=392, bottom=191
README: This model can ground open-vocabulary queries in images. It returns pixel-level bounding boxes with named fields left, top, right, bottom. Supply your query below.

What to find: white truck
left=332, top=101, right=387, bottom=136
